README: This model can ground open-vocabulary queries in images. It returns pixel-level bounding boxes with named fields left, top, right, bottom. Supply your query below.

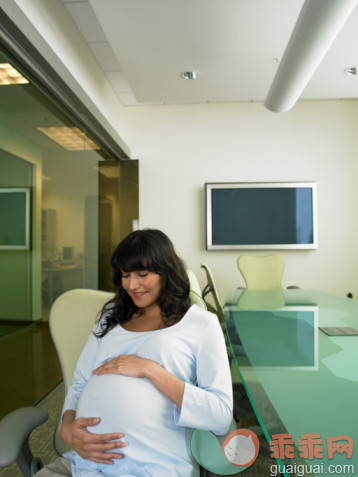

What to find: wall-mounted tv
left=205, top=182, right=318, bottom=250
left=0, top=188, right=31, bottom=250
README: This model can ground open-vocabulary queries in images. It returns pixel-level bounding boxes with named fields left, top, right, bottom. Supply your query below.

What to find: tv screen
left=206, top=182, right=318, bottom=250
left=0, top=188, right=30, bottom=250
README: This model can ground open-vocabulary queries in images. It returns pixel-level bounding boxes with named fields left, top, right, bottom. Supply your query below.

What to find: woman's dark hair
left=94, top=229, right=191, bottom=337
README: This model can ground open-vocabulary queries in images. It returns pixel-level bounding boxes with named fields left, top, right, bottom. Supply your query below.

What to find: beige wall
left=123, top=100, right=358, bottom=299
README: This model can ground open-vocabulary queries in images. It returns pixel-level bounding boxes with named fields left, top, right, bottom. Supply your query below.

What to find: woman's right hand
left=60, top=410, right=126, bottom=464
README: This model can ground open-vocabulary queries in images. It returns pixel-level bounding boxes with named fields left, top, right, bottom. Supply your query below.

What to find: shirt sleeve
left=174, top=317, right=233, bottom=435
left=62, top=328, right=100, bottom=415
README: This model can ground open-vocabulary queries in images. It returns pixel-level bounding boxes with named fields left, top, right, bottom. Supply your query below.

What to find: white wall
left=123, top=100, right=358, bottom=300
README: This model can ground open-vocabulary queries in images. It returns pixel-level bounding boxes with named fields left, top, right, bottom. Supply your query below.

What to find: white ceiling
left=61, top=0, right=358, bottom=107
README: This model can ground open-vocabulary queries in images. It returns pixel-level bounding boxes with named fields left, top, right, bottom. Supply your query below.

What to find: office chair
left=0, top=289, right=115, bottom=476
left=200, top=263, right=245, bottom=357
left=199, top=263, right=256, bottom=423
left=201, top=263, right=236, bottom=351
left=0, top=287, right=213, bottom=476
left=237, top=254, right=285, bottom=290
left=191, top=418, right=240, bottom=476
left=200, top=263, right=225, bottom=324
left=186, top=268, right=202, bottom=296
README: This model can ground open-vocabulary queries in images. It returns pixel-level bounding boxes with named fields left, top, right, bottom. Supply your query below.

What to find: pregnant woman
left=36, top=229, right=233, bottom=476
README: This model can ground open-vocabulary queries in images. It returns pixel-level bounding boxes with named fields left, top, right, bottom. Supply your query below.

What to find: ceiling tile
left=65, top=2, right=107, bottom=43
left=88, top=42, right=122, bottom=71
left=118, top=92, right=139, bottom=106
left=105, top=71, right=133, bottom=93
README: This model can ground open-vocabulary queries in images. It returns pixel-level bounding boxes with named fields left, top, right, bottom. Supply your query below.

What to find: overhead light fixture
left=180, top=70, right=201, bottom=80
left=264, top=0, right=358, bottom=113
left=0, top=63, right=29, bottom=85
left=37, top=126, right=100, bottom=151
left=344, top=66, right=358, bottom=76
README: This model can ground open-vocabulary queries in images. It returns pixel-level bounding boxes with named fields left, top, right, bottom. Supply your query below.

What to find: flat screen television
left=0, top=188, right=30, bottom=250
left=205, top=182, right=318, bottom=250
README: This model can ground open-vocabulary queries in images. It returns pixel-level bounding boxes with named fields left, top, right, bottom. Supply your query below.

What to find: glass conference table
left=224, top=289, right=357, bottom=476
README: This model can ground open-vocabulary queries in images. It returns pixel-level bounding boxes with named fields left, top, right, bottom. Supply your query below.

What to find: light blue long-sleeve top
left=63, top=304, right=233, bottom=476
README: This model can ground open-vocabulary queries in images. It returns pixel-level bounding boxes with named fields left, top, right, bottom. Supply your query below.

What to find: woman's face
left=121, top=270, right=162, bottom=310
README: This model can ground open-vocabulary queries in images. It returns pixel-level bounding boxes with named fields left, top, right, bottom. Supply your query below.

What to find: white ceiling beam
left=264, top=0, right=358, bottom=113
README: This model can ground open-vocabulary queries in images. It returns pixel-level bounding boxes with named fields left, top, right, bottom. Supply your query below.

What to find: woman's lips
left=132, top=291, right=147, bottom=298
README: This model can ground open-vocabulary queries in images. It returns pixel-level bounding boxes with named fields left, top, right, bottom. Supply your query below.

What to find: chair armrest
left=0, top=407, right=48, bottom=467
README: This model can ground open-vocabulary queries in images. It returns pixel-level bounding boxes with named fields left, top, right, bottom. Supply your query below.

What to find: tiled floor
left=0, top=321, right=62, bottom=420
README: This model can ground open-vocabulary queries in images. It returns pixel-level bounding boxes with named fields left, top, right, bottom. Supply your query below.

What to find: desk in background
left=224, top=289, right=358, bottom=476
left=42, top=262, right=96, bottom=306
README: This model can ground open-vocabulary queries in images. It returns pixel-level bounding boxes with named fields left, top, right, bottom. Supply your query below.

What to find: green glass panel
left=0, top=151, right=32, bottom=320
left=225, top=289, right=358, bottom=476
left=0, top=44, right=132, bottom=320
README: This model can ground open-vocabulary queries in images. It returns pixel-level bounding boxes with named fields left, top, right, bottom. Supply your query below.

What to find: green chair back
left=50, top=289, right=115, bottom=455
left=237, top=254, right=284, bottom=290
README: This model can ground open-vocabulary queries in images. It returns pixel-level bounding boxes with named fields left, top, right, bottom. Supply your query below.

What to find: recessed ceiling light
left=37, top=126, right=100, bottom=151
left=344, top=66, right=358, bottom=76
left=180, top=70, right=201, bottom=80
left=0, top=63, right=29, bottom=85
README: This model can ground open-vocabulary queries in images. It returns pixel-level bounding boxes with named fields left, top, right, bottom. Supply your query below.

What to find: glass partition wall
left=0, top=45, right=138, bottom=324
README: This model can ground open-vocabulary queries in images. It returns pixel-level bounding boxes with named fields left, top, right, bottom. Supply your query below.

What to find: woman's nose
left=128, top=274, right=140, bottom=290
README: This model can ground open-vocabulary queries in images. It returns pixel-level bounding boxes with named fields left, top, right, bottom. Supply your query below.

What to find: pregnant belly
left=76, top=374, right=189, bottom=467
left=76, top=374, right=172, bottom=436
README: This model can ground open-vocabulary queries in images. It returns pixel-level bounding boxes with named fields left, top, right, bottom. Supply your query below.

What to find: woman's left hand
left=92, top=355, right=153, bottom=378
left=94, top=354, right=184, bottom=408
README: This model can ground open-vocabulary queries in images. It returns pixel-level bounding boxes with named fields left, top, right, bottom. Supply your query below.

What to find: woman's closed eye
left=121, top=271, right=149, bottom=278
